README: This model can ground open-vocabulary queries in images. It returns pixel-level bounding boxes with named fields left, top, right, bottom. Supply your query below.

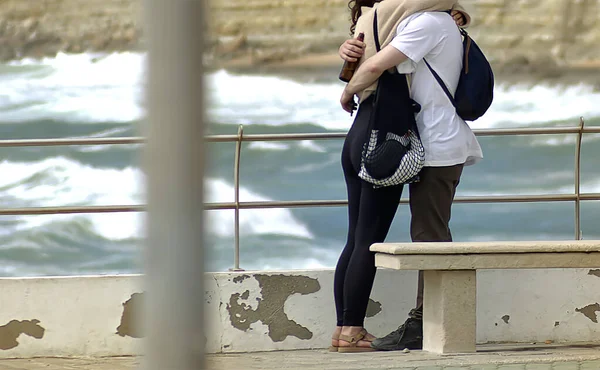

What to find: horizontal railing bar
left=0, top=137, right=146, bottom=147
left=235, top=127, right=600, bottom=141
left=454, top=194, right=581, bottom=203
left=474, top=126, right=600, bottom=136
left=0, top=205, right=145, bottom=216
left=223, top=133, right=348, bottom=142
left=580, top=193, right=600, bottom=201
left=233, top=200, right=348, bottom=209
left=1, top=126, right=600, bottom=148
left=4, top=193, right=600, bottom=216
left=223, top=194, right=594, bottom=210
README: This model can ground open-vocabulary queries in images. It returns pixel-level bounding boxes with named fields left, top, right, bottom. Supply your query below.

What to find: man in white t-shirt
left=340, top=10, right=483, bottom=351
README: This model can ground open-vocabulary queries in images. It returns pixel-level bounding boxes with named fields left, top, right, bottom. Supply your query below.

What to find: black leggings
left=333, top=97, right=404, bottom=327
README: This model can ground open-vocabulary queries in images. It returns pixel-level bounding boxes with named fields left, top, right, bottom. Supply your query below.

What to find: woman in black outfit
left=333, top=92, right=404, bottom=352
left=330, top=0, right=469, bottom=352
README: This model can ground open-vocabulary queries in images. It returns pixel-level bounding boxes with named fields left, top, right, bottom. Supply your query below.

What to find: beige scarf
left=352, top=0, right=471, bottom=102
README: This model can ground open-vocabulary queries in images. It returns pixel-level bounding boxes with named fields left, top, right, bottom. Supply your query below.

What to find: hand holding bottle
left=338, top=34, right=366, bottom=63
left=338, top=33, right=365, bottom=82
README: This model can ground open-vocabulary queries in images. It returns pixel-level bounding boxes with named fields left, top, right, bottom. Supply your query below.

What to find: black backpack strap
left=424, top=59, right=456, bottom=108
left=373, top=10, right=381, bottom=52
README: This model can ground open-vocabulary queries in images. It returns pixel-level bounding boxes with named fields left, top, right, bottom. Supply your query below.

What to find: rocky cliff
left=0, top=0, right=142, bottom=61
left=461, top=0, right=600, bottom=75
left=1, top=0, right=599, bottom=78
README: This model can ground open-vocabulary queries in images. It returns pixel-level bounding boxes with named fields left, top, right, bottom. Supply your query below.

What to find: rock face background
left=1, top=0, right=599, bottom=73
left=0, top=0, right=141, bottom=61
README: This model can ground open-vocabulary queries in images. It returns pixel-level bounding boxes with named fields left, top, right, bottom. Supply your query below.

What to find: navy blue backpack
left=424, top=28, right=494, bottom=122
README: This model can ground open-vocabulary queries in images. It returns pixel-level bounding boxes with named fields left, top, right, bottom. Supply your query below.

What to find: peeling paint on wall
left=576, top=303, right=600, bottom=323
left=502, top=315, right=510, bottom=324
left=0, top=319, right=45, bottom=350
left=117, top=292, right=145, bottom=338
left=588, top=270, right=600, bottom=278
left=233, top=275, right=250, bottom=284
left=227, top=274, right=320, bottom=342
left=366, top=299, right=382, bottom=318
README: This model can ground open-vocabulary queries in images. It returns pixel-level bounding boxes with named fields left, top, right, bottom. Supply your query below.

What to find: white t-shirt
left=389, top=12, right=483, bottom=167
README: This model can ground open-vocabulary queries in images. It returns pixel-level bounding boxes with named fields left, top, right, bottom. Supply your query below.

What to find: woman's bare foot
left=338, top=326, right=376, bottom=349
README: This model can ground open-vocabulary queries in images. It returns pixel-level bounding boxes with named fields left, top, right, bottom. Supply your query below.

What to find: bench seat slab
left=375, top=252, right=600, bottom=270
left=371, top=241, right=600, bottom=255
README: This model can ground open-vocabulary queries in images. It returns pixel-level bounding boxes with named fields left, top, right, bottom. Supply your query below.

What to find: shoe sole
left=371, top=342, right=422, bottom=351
left=337, top=346, right=377, bottom=353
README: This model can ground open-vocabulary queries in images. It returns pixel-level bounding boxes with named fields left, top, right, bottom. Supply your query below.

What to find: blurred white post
left=142, top=0, right=206, bottom=369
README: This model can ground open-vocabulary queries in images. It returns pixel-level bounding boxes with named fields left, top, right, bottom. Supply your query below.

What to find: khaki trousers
left=409, top=164, right=464, bottom=310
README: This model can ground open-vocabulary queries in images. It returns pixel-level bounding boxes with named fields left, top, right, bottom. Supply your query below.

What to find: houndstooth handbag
left=359, top=128, right=424, bottom=187
left=358, top=9, right=424, bottom=188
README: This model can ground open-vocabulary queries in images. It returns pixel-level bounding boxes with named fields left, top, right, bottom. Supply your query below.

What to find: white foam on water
left=1, top=52, right=145, bottom=123
left=0, top=157, right=144, bottom=240
left=246, top=140, right=329, bottom=153
left=209, top=73, right=600, bottom=131
left=459, top=172, right=590, bottom=197
left=285, top=154, right=340, bottom=174
left=526, top=132, right=600, bottom=147
left=204, top=178, right=313, bottom=239
left=298, top=140, right=327, bottom=153
left=0, top=158, right=142, bottom=206
left=258, top=258, right=331, bottom=271
left=469, top=83, right=600, bottom=130
left=0, top=263, right=23, bottom=276
left=245, top=245, right=340, bottom=271
left=2, top=53, right=600, bottom=130
left=206, top=69, right=347, bottom=129
left=0, top=157, right=312, bottom=241
left=247, top=142, right=290, bottom=151
left=575, top=178, right=600, bottom=194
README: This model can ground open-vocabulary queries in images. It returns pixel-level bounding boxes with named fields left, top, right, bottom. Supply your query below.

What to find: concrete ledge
left=1, top=268, right=600, bottom=358
left=0, top=275, right=144, bottom=359
left=370, top=240, right=600, bottom=255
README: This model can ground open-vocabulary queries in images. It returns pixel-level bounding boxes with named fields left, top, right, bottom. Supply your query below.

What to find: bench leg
left=422, top=270, right=476, bottom=354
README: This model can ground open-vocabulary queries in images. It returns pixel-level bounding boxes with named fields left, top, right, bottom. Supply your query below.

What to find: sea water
left=0, top=52, right=599, bottom=276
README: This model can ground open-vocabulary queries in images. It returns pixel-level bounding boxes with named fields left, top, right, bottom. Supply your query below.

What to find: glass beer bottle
left=338, top=32, right=365, bottom=83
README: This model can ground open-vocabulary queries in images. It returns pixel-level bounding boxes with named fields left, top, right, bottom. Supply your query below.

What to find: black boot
left=371, top=309, right=423, bottom=351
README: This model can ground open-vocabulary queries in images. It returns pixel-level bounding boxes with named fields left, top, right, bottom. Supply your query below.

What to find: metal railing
left=1, top=118, right=598, bottom=270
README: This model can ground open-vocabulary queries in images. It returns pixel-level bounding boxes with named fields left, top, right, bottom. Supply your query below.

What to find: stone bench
left=370, top=240, right=600, bottom=354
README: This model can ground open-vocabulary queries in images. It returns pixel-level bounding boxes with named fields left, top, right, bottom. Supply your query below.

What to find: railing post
left=142, top=0, right=206, bottom=369
left=574, top=117, right=585, bottom=240
left=231, top=125, right=245, bottom=271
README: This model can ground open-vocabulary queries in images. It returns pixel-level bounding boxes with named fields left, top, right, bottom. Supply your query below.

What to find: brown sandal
left=329, top=336, right=339, bottom=352
left=337, top=328, right=376, bottom=353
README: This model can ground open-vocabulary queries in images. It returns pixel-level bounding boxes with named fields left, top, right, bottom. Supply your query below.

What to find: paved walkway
left=0, top=357, right=139, bottom=370
left=206, top=343, right=600, bottom=370
left=1, top=344, right=599, bottom=369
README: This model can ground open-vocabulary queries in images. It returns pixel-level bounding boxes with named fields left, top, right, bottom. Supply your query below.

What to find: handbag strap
left=422, top=16, right=468, bottom=108
left=423, top=59, right=456, bottom=107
